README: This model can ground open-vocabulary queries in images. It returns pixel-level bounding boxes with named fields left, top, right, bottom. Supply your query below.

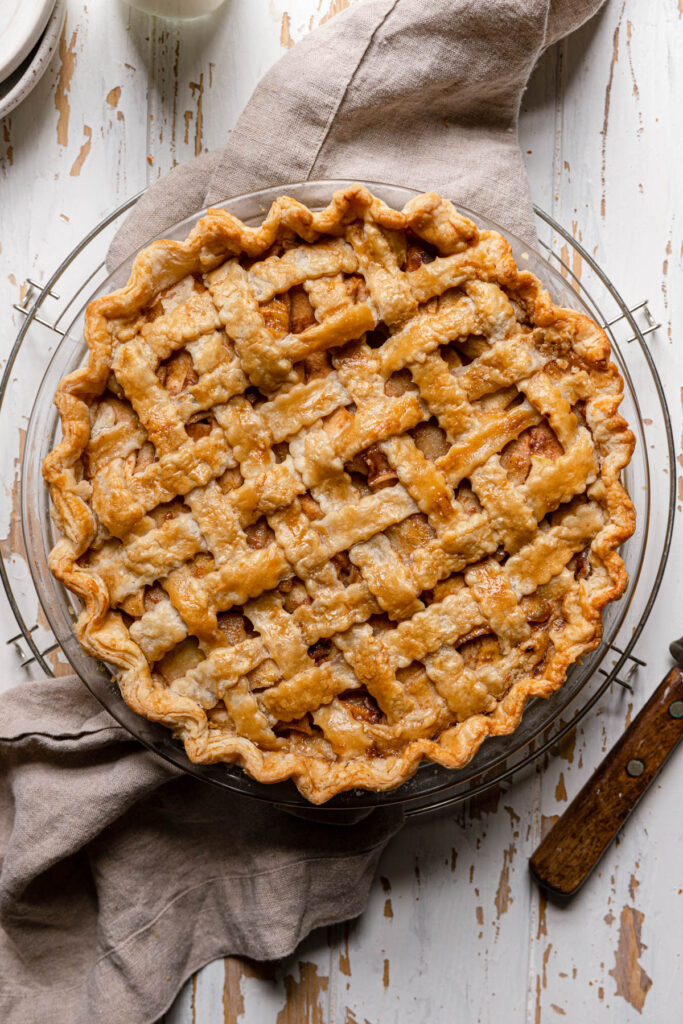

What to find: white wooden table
left=1, top=1, right=682, bottom=1020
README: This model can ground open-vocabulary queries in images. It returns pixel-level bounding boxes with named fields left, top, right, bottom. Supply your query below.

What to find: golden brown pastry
left=43, top=185, right=635, bottom=803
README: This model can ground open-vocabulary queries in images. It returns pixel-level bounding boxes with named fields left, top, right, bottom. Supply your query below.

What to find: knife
left=529, top=638, right=683, bottom=899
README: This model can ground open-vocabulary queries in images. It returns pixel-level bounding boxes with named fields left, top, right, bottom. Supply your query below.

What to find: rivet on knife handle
left=529, top=665, right=683, bottom=899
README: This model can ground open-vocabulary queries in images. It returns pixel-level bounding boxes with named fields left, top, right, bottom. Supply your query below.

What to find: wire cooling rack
left=0, top=187, right=675, bottom=815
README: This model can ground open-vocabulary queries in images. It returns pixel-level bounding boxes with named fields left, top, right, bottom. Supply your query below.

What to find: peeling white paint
left=1, top=2, right=682, bottom=1022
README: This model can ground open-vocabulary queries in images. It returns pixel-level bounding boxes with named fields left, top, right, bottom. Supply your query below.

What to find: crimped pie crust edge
left=43, top=185, right=636, bottom=803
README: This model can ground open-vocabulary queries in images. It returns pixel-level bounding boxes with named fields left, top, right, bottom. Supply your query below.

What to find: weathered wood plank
left=527, top=3, right=683, bottom=1021
left=2, top=2, right=681, bottom=1022
left=0, top=2, right=149, bottom=688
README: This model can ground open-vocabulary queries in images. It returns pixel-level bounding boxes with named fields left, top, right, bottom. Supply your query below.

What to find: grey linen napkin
left=1, top=1, right=604, bottom=1022
left=0, top=679, right=403, bottom=1023
left=109, top=0, right=604, bottom=269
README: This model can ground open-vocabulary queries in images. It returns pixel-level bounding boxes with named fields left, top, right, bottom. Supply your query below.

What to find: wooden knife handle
left=529, top=666, right=683, bottom=898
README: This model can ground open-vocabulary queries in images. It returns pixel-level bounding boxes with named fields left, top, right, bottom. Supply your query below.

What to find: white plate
left=0, top=0, right=65, bottom=120
left=0, top=0, right=56, bottom=83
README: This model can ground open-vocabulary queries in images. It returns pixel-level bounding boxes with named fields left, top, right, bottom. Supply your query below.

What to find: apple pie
left=43, top=184, right=635, bottom=803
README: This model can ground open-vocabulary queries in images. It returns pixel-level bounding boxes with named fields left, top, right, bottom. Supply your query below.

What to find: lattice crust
left=43, top=185, right=635, bottom=803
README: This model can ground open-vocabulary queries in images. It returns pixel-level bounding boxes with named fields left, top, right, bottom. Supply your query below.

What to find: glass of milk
left=124, top=0, right=227, bottom=17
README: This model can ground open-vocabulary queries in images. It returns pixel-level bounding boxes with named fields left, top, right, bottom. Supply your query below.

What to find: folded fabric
left=108, top=0, right=604, bottom=271
left=0, top=678, right=403, bottom=1023
left=1, top=1, right=604, bottom=1021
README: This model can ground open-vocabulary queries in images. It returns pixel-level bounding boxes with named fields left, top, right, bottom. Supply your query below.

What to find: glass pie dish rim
left=9, top=178, right=676, bottom=812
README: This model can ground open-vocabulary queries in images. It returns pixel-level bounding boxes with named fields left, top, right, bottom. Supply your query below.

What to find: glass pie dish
left=2, top=181, right=675, bottom=814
